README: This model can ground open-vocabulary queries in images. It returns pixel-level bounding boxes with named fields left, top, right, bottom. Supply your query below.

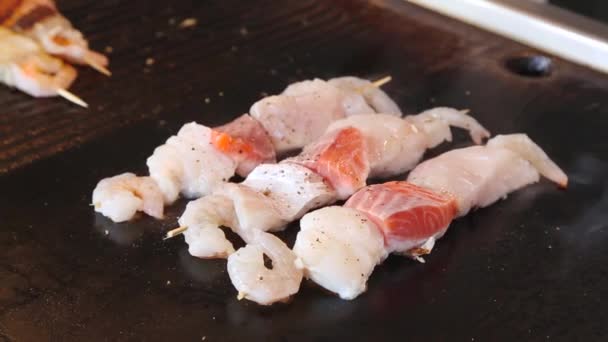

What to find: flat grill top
left=1, top=0, right=607, bottom=341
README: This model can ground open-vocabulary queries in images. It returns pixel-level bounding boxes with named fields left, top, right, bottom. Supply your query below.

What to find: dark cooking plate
left=1, top=0, right=607, bottom=341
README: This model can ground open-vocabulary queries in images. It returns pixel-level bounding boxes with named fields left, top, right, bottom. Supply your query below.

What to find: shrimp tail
left=410, top=107, right=491, bottom=147
left=487, top=134, right=568, bottom=188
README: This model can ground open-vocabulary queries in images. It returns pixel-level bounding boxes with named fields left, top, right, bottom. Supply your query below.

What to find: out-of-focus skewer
left=164, top=226, right=188, bottom=240
left=56, top=88, right=88, bottom=108
left=84, top=56, right=111, bottom=76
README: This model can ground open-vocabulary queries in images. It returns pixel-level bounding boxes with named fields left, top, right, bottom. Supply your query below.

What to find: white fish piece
left=0, top=27, right=76, bottom=97
left=328, top=76, right=402, bottom=115
left=250, top=78, right=380, bottom=154
left=250, top=79, right=346, bottom=154
left=408, top=134, right=567, bottom=216
left=228, top=230, right=303, bottom=305
left=92, top=173, right=164, bottom=222
left=179, top=194, right=237, bottom=259
left=283, top=78, right=376, bottom=117
left=242, top=163, right=337, bottom=221
left=293, top=206, right=387, bottom=300
left=147, top=122, right=237, bottom=204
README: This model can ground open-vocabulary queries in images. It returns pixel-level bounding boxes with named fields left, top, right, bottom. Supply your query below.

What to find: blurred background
left=551, top=0, right=608, bottom=22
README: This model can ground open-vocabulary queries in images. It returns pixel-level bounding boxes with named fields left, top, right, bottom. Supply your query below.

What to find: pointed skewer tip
left=56, top=88, right=88, bottom=108
left=358, top=75, right=392, bottom=94
left=164, top=226, right=188, bottom=240
left=371, top=75, right=392, bottom=88
left=84, top=56, right=111, bottom=76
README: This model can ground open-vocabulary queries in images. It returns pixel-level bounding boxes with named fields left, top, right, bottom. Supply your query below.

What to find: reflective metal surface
left=408, top=0, right=608, bottom=73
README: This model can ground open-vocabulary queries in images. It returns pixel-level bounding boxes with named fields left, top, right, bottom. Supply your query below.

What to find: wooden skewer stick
left=84, top=56, right=111, bottom=76
left=56, top=88, right=88, bottom=108
left=371, top=75, right=392, bottom=88
left=358, top=75, right=392, bottom=94
left=164, top=226, right=188, bottom=240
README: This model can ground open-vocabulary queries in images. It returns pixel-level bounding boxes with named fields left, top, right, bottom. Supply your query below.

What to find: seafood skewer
left=93, top=76, right=401, bottom=222
left=293, top=134, right=567, bottom=300
left=177, top=108, right=488, bottom=305
left=0, top=0, right=110, bottom=75
left=0, top=26, right=86, bottom=106
left=180, top=107, right=488, bottom=259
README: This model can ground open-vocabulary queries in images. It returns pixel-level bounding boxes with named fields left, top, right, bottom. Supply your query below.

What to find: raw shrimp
left=1, top=0, right=109, bottom=72
left=0, top=27, right=76, bottom=97
left=487, top=134, right=568, bottom=188
left=92, top=173, right=164, bottom=222
left=227, top=231, right=303, bottom=305
left=293, top=206, right=387, bottom=299
left=147, top=122, right=237, bottom=203
left=405, top=107, right=491, bottom=146
left=180, top=181, right=293, bottom=258
left=180, top=194, right=237, bottom=258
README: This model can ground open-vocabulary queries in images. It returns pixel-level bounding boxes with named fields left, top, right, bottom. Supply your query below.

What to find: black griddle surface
left=1, top=0, right=607, bottom=341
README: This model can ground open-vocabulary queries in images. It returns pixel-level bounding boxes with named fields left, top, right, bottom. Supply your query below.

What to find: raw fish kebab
left=92, top=76, right=401, bottom=222
left=293, top=134, right=567, bottom=300
left=177, top=107, right=488, bottom=304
